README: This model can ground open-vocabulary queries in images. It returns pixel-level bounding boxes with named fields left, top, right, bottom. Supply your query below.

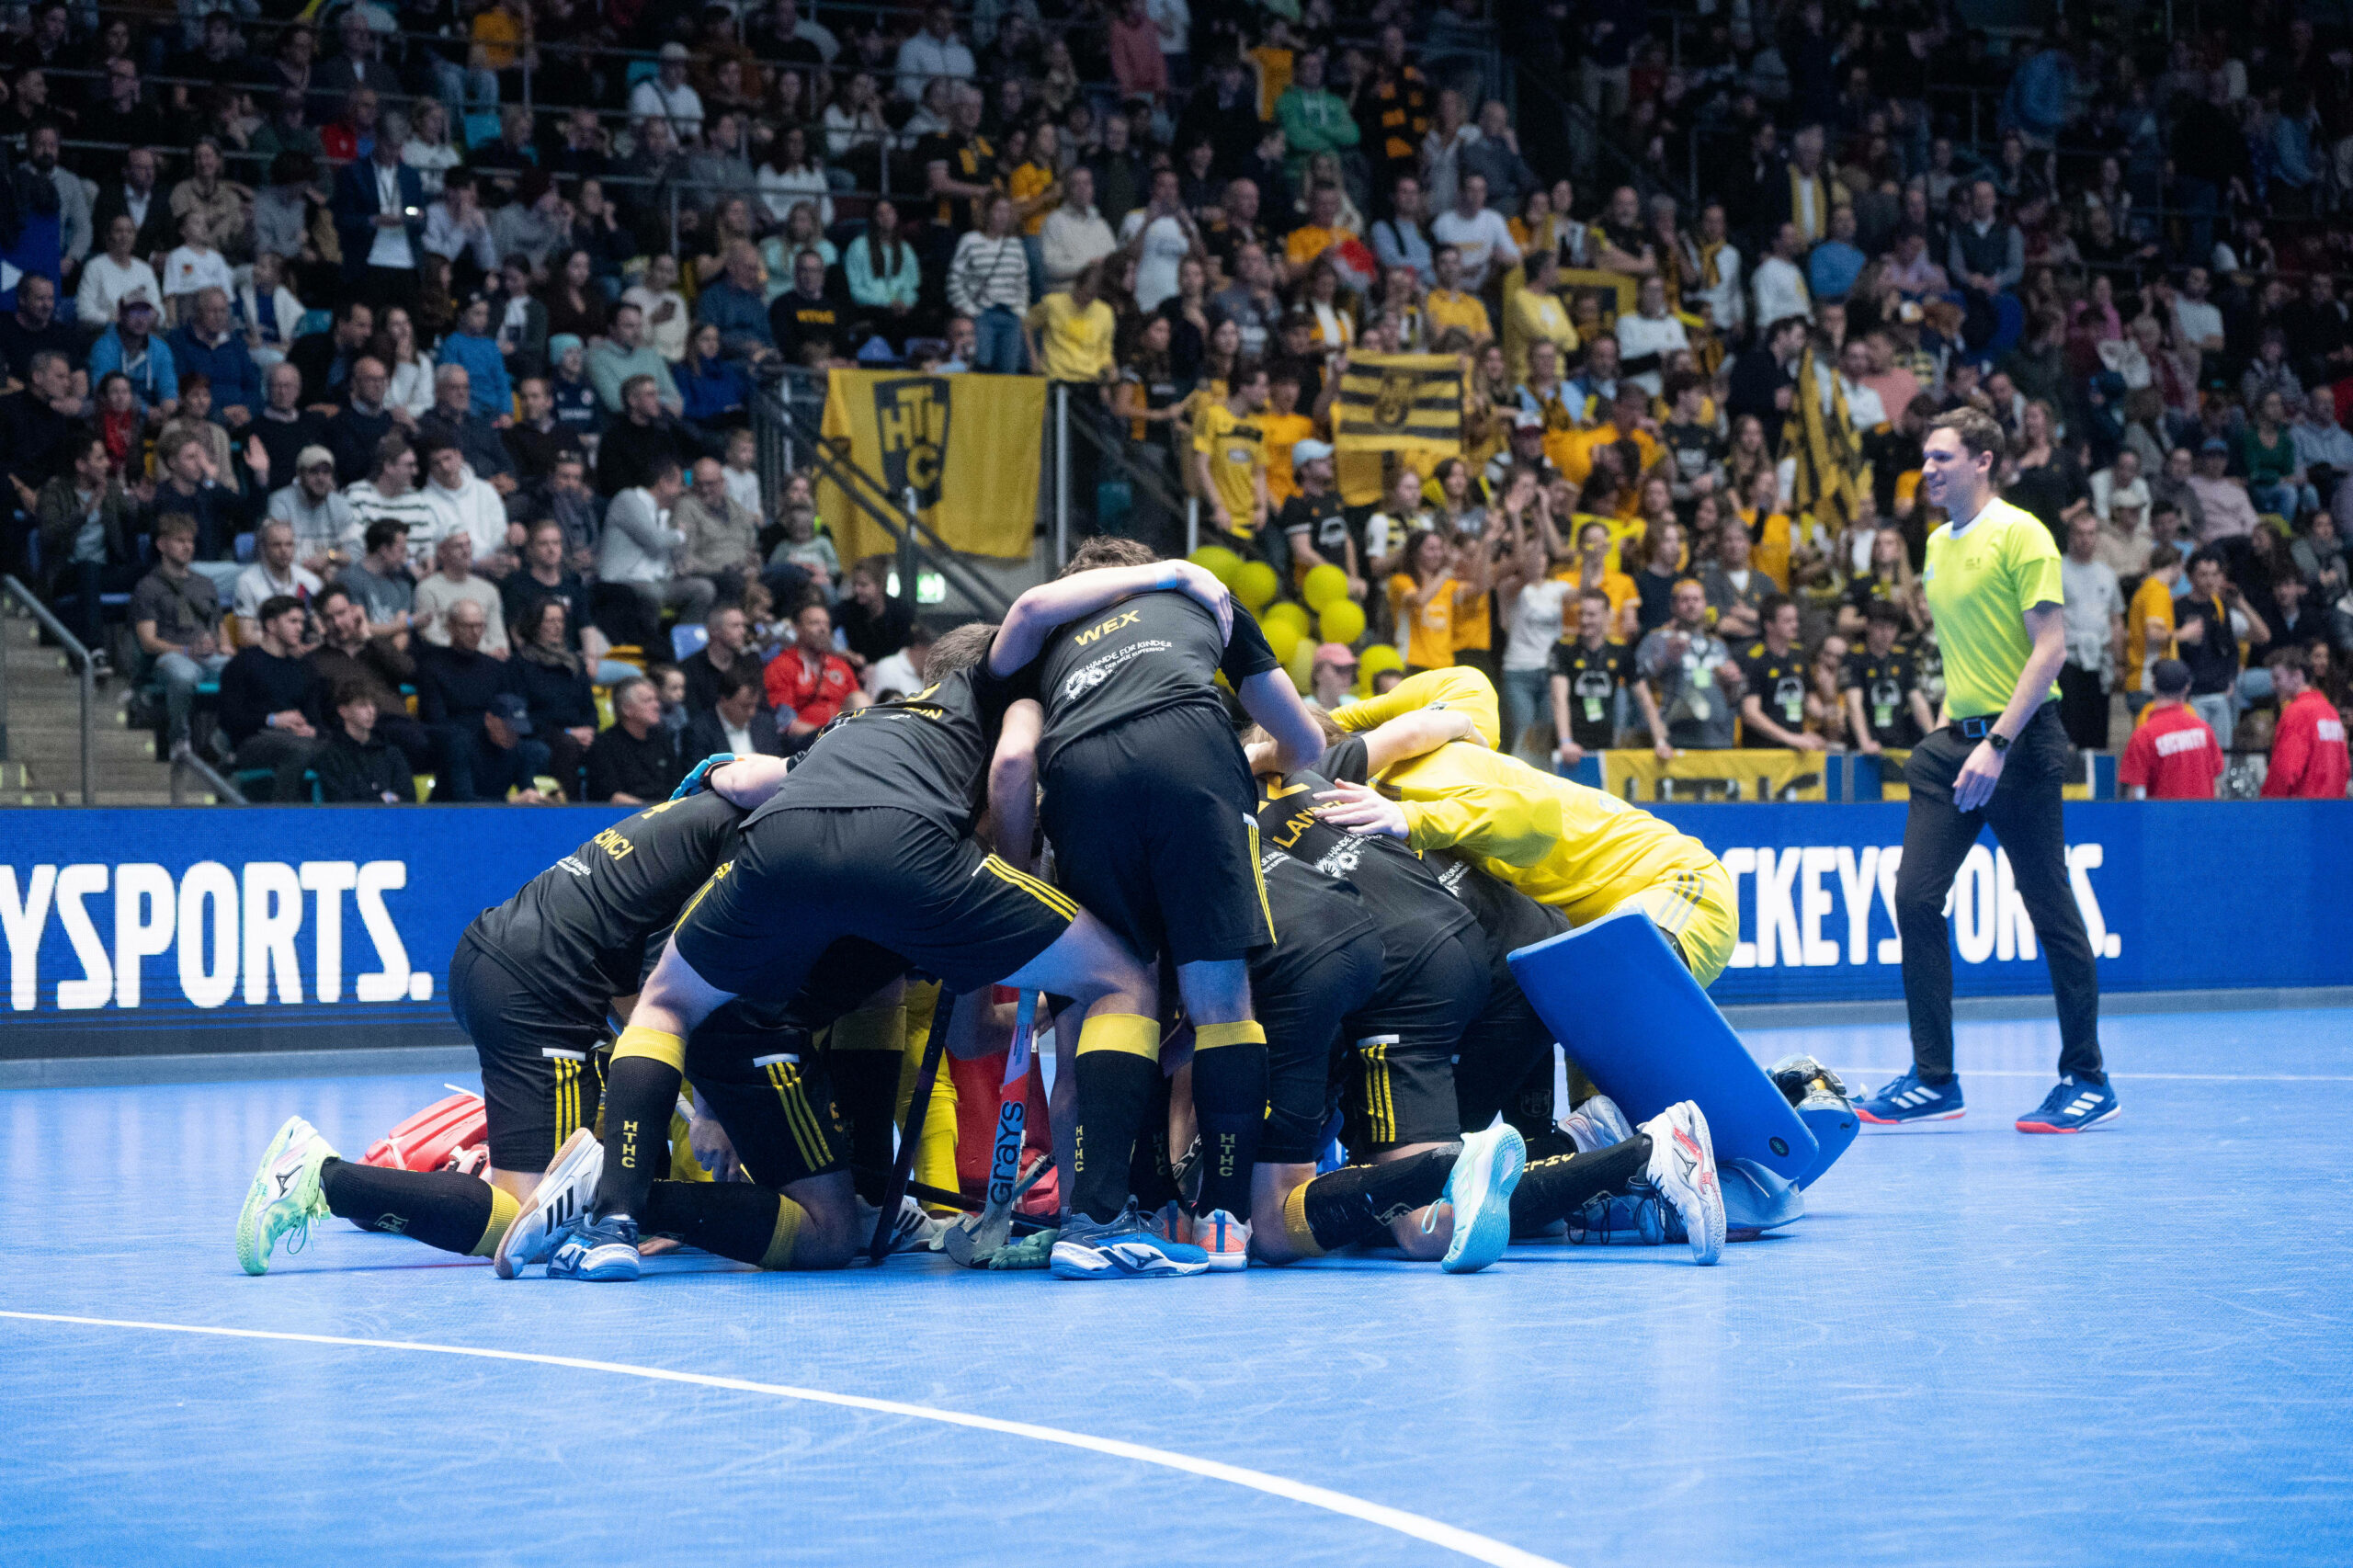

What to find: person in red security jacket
left=2260, top=646, right=2350, bottom=800
left=2119, top=658, right=2223, bottom=801
left=764, top=597, right=864, bottom=751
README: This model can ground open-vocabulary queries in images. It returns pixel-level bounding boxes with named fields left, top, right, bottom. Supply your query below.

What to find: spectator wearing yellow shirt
left=1389, top=528, right=1488, bottom=672
left=1023, top=261, right=1118, bottom=384
left=1738, top=469, right=1795, bottom=591
left=1504, top=249, right=1579, bottom=385
left=1563, top=515, right=1643, bottom=637
left=1193, top=361, right=1270, bottom=538
left=1283, top=182, right=1354, bottom=276
left=1257, top=363, right=1318, bottom=507
left=1007, top=124, right=1063, bottom=237
left=2122, top=543, right=2182, bottom=716
left=1424, top=244, right=1493, bottom=345
left=1559, top=383, right=1665, bottom=489
left=470, top=0, right=529, bottom=76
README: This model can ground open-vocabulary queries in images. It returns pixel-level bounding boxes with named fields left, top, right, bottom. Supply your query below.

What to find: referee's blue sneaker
left=2016, top=1074, right=2120, bottom=1134
left=1855, top=1068, right=1966, bottom=1128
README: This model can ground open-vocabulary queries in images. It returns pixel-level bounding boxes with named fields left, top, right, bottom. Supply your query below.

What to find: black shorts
left=1450, top=972, right=1554, bottom=1135
left=1256, top=930, right=1386, bottom=1165
left=685, top=1011, right=850, bottom=1190
left=1340, top=924, right=1491, bottom=1153
left=451, top=934, right=610, bottom=1173
left=1040, top=704, right=1271, bottom=966
left=671, top=807, right=1074, bottom=1002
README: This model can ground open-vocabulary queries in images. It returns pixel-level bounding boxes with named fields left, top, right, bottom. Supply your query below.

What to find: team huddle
left=238, top=538, right=1777, bottom=1284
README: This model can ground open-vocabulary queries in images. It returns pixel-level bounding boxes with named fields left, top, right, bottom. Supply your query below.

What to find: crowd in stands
left=0, top=0, right=2348, bottom=801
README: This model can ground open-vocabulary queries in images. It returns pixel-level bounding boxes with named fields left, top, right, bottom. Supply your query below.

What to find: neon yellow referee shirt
left=1921, top=496, right=2064, bottom=721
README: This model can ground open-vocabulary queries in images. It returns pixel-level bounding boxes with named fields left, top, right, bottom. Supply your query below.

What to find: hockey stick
left=869, top=990, right=951, bottom=1265
left=940, top=990, right=1038, bottom=1267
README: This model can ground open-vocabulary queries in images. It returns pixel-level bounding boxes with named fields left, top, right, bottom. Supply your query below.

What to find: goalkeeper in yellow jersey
left=1311, top=667, right=1739, bottom=986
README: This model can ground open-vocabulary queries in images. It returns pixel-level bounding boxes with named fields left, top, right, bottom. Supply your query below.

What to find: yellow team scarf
left=1785, top=346, right=1864, bottom=528
left=1788, top=166, right=1832, bottom=245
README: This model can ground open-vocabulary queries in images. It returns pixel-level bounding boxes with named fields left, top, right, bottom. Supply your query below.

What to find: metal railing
left=168, top=742, right=247, bottom=805
left=751, top=378, right=1014, bottom=619
left=0, top=576, right=96, bottom=807
left=1052, top=385, right=1194, bottom=564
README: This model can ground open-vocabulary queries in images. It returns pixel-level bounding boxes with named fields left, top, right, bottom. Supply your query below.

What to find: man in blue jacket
left=166, top=287, right=262, bottom=426
left=333, top=119, right=427, bottom=312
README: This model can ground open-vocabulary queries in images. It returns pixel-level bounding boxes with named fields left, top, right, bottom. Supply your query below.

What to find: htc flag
left=1334, top=354, right=1462, bottom=456
left=818, top=369, right=1046, bottom=562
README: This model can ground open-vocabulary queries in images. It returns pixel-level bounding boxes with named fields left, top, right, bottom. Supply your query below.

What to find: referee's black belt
left=1947, top=699, right=2056, bottom=740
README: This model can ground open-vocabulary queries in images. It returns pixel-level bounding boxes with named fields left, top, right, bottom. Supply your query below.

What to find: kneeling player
left=234, top=758, right=794, bottom=1276
left=1247, top=713, right=1725, bottom=1266
left=549, top=607, right=1178, bottom=1282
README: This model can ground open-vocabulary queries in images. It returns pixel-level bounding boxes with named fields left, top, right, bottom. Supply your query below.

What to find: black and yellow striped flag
left=1335, top=353, right=1462, bottom=456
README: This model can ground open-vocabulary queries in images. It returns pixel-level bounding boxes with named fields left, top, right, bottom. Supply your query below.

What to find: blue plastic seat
left=670, top=623, right=710, bottom=662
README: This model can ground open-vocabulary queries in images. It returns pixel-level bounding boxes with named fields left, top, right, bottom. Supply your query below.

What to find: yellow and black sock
left=825, top=1009, right=904, bottom=1205
left=1510, top=1133, right=1650, bottom=1233
left=1188, top=1020, right=1267, bottom=1218
left=642, top=1180, right=810, bottom=1269
left=319, top=1159, right=517, bottom=1257
left=1291, top=1145, right=1459, bottom=1251
left=1069, top=1012, right=1160, bottom=1224
left=593, top=1025, right=686, bottom=1221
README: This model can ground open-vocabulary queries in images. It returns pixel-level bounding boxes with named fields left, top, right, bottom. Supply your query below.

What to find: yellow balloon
left=1189, top=545, right=1243, bottom=587
left=1234, top=560, right=1280, bottom=611
left=1262, top=617, right=1302, bottom=667
left=1317, top=598, right=1367, bottom=647
left=1265, top=600, right=1313, bottom=637
left=1358, top=642, right=1404, bottom=676
left=1301, top=563, right=1349, bottom=610
left=1286, top=634, right=1317, bottom=693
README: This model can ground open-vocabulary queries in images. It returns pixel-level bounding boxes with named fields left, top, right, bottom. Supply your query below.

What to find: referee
left=1858, top=408, right=2117, bottom=1134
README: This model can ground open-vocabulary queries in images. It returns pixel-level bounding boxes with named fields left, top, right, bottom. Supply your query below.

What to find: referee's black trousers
left=1895, top=702, right=2104, bottom=1083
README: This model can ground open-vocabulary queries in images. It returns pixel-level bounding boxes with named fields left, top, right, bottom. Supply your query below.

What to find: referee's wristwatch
left=1985, top=730, right=2012, bottom=754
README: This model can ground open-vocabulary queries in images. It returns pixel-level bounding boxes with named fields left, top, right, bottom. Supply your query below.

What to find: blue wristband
left=670, top=753, right=736, bottom=801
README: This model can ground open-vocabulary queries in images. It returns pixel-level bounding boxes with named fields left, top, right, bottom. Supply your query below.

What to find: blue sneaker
left=1855, top=1068, right=1966, bottom=1128
left=547, top=1212, right=642, bottom=1281
left=1433, top=1124, right=1526, bottom=1274
left=1049, top=1205, right=1209, bottom=1279
left=2016, top=1075, right=2120, bottom=1134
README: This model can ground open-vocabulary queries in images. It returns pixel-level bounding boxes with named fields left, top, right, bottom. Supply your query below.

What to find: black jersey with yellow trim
left=1842, top=642, right=1923, bottom=747
left=465, top=789, right=746, bottom=1020
left=1248, top=839, right=1381, bottom=996
left=1256, top=753, right=1476, bottom=965
left=1031, top=589, right=1279, bottom=770
left=1737, top=639, right=1810, bottom=745
left=1426, top=848, right=1569, bottom=985
left=754, top=659, right=1034, bottom=837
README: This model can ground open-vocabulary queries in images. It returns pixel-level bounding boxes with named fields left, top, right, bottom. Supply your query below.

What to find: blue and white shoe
left=547, top=1212, right=642, bottom=1281
left=1855, top=1068, right=1966, bottom=1128
left=494, top=1127, right=602, bottom=1279
left=1049, top=1205, right=1209, bottom=1279
left=1433, top=1124, right=1527, bottom=1274
left=1566, top=1191, right=1668, bottom=1246
left=2016, top=1074, right=2120, bottom=1134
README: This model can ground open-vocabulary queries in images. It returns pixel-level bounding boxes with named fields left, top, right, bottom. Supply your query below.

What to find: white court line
left=1828, top=1067, right=2353, bottom=1084
left=0, top=1310, right=1563, bottom=1568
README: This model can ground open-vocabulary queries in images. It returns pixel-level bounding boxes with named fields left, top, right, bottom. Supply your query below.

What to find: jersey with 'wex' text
left=1033, top=589, right=1279, bottom=768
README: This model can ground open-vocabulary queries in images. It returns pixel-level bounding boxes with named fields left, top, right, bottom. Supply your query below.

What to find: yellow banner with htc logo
left=817, top=369, right=1046, bottom=563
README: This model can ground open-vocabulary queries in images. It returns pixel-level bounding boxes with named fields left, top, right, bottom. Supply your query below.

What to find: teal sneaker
left=1435, top=1124, right=1527, bottom=1274
left=236, top=1115, right=338, bottom=1276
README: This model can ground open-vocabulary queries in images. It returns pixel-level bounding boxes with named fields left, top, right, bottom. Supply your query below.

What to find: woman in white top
left=377, top=306, right=438, bottom=418
left=757, top=124, right=834, bottom=228
left=76, top=212, right=162, bottom=328
left=822, top=71, right=890, bottom=174
left=1494, top=481, right=1574, bottom=762
left=621, top=253, right=693, bottom=362
left=403, top=99, right=463, bottom=196
left=161, top=210, right=235, bottom=325
left=758, top=201, right=837, bottom=302
left=236, top=250, right=306, bottom=370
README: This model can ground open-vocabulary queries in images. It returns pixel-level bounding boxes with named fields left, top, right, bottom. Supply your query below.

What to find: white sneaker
left=857, top=1194, right=950, bottom=1255
left=1573, top=1094, right=1636, bottom=1146
left=1188, top=1208, right=1251, bottom=1270
left=494, top=1127, right=603, bottom=1279
left=1632, top=1100, right=1726, bottom=1265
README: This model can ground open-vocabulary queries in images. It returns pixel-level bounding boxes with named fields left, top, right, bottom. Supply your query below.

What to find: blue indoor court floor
left=5, top=1007, right=2351, bottom=1568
